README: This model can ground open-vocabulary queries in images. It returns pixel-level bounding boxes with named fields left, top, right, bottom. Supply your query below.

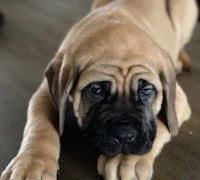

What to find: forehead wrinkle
left=124, top=65, right=151, bottom=94
left=100, top=64, right=129, bottom=96
left=78, top=61, right=157, bottom=98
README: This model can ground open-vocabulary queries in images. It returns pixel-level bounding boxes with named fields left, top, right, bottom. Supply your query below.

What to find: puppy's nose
left=113, top=122, right=135, bottom=143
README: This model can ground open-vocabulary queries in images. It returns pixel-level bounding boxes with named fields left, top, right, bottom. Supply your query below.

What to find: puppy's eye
left=140, top=86, right=153, bottom=96
left=83, top=81, right=111, bottom=101
left=90, top=84, right=102, bottom=96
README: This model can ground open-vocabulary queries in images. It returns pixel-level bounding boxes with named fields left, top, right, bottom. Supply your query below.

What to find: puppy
left=1, top=0, right=198, bottom=179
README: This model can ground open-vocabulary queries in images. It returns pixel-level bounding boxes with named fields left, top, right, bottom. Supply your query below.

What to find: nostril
left=114, top=138, right=120, bottom=144
left=125, top=136, right=135, bottom=143
left=113, top=131, right=135, bottom=144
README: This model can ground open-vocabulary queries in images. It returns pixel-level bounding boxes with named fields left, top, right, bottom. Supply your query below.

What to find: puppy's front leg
left=1, top=79, right=60, bottom=180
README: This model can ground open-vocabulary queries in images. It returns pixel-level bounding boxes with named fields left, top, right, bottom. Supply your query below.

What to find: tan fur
left=1, top=0, right=197, bottom=180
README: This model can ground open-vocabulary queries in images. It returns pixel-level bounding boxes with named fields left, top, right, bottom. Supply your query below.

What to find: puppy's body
left=63, top=0, right=197, bottom=72
left=1, top=0, right=197, bottom=180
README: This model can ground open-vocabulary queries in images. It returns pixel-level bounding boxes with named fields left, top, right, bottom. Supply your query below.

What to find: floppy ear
left=45, top=53, right=64, bottom=109
left=45, top=53, right=75, bottom=135
left=159, top=51, right=179, bottom=136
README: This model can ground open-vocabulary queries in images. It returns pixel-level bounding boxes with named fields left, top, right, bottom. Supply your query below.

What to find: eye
left=90, top=84, right=102, bottom=96
left=138, top=79, right=155, bottom=97
left=140, top=86, right=153, bottom=96
left=84, top=81, right=111, bottom=100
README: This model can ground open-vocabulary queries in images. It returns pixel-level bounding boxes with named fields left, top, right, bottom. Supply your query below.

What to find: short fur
left=1, top=0, right=197, bottom=180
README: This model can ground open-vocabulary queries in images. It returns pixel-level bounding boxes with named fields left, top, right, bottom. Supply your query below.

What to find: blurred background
left=0, top=0, right=199, bottom=179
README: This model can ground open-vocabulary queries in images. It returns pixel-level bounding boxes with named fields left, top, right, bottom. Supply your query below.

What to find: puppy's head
left=45, top=24, right=178, bottom=156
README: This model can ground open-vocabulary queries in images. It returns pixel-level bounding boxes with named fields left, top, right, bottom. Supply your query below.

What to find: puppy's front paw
left=1, top=153, right=58, bottom=180
left=98, top=154, right=153, bottom=180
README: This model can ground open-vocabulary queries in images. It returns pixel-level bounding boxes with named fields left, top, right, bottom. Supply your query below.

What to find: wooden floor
left=0, top=0, right=199, bottom=179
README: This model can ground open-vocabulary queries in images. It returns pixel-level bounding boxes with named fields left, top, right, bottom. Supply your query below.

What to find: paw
left=98, top=154, right=153, bottom=180
left=1, top=153, right=58, bottom=180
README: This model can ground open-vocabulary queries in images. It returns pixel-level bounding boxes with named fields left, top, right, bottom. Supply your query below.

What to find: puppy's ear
left=159, top=50, right=178, bottom=136
left=45, top=53, right=63, bottom=109
left=45, top=53, right=75, bottom=134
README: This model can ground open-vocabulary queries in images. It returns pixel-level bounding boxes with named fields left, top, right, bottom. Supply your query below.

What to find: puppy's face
left=46, top=24, right=178, bottom=156
left=70, top=53, right=164, bottom=156
left=80, top=79, right=157, bottom=156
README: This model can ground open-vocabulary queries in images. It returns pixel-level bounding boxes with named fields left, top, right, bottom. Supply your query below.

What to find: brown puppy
left=1, top=0, right=198, bottom=180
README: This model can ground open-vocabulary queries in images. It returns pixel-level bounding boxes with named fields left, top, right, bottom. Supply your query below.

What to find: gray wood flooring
left=0, top=0, right=199, bottom=179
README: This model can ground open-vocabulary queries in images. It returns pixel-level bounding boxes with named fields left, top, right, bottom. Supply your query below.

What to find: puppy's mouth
left=84, top=117, right=157, bottom=156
